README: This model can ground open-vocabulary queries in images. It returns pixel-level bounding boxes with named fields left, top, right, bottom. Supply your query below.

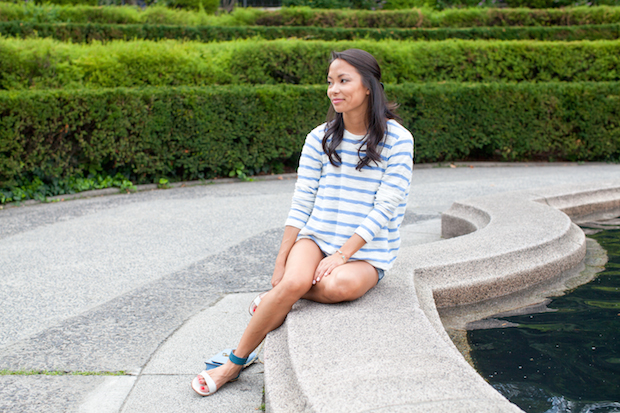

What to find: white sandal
left=191, top=349, right=248, bottom=396
left=248, top=291, right=269, bottom=316
left=191, top=370, right=218, bottom=396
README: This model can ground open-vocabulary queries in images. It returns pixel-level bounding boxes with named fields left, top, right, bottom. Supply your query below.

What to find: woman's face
left=327, top=58, right=370, bottom=118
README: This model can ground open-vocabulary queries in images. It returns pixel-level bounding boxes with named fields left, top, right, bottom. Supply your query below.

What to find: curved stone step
left=265, top=181, right=620, bottom=412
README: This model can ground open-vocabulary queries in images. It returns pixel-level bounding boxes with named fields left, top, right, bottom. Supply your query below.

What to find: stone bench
left=265, top=181, right=620, bottom=412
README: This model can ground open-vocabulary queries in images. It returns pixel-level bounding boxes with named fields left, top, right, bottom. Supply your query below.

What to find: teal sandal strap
left=229, top=350, right=247, bottom=366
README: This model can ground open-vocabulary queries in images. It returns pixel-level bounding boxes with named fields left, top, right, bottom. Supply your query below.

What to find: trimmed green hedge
left=3, top=21, right=620, bottom=42
left=0, top=2, right=222, bottom=25
left=251, top=6, right=620, bottom=28
left=285, top=0, right=620, bottom=10
left=3, top=3, right=620, bottom=28
left=2, top=38, right=620, bottom=89
left=11, top=0, right=620, bottom=10
left=381, top=0, right=620, bottom=9
left=1, top=82, right=619, bottom=196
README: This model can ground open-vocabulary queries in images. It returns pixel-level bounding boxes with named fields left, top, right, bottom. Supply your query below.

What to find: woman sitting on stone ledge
left=192, top=48, right=414, bottom=397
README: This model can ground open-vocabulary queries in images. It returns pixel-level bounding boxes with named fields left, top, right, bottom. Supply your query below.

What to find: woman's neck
left=343, top=111, right=368, bottom=136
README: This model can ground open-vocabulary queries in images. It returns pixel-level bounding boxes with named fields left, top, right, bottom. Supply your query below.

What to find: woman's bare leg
left=195, top=239, right=323, bottom=392
left=302, top=260, right=379, bottom=304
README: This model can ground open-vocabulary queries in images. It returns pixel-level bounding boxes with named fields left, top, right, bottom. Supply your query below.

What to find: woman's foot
left=249, top=291, right=269, bottom=316
left=192, top=361, right=243, bottom=396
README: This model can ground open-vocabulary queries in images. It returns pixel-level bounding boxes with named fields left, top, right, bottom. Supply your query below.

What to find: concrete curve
left=265, top=180, right=620, bottom=412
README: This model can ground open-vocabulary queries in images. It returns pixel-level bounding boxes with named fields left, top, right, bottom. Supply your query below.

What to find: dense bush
left=2, top=37, right=620, bottom=89
left=501, top=0, right=619, bottom=9
left=0, top=2, right=222, bottom=24
left=0, top=85, right=323, bottom=192
left=3, top=21, right=620, bottom=42
left=26, top=0, right=219, bottom=12
left=252, top=6, right=620, bottom=27
left=400, top=0, right=620, bottom=11
left=282, top=0, right=385, bottom=10
left=284, top=0, right=620, bottom=9
left=32, top=0, right=98, bottom=6
left=1, top=82, right=618, bottom=200
left=8, top=0, right=620, bottom=9
left=164, top=0, right=219, bottom=13
left=3, top=3, right=620, bottom=27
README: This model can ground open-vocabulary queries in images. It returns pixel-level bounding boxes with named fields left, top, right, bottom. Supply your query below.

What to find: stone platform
left=264, top=181, right=620, bottom=412
left=2, top=163, right=620, bottom=413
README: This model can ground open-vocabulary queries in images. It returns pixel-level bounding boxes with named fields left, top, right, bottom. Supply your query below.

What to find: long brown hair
left=323, top=49, right=400, bottom=171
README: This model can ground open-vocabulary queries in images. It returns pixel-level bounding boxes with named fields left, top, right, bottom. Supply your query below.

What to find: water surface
left=468, top=227, right=620, bottom=413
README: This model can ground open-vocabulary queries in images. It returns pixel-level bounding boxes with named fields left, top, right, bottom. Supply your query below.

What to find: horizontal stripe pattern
left=285, top=120, right=414, bottom=271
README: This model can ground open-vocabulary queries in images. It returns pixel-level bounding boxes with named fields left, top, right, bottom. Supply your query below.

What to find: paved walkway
left=1, top=163, right=619, bottom=412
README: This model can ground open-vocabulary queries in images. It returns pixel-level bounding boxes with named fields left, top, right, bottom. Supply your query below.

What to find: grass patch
left=0, top=369, right=127, bottom=376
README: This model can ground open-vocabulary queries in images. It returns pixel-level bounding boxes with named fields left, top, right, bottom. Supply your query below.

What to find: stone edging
left=264, top=181, right=620, bottom=412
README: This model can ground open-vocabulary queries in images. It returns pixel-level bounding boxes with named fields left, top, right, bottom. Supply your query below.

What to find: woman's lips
left=331, top=99, right=343, bottom=104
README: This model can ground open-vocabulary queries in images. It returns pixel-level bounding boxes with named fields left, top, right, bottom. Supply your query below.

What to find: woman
left=192, top=48, right=414, bottom=396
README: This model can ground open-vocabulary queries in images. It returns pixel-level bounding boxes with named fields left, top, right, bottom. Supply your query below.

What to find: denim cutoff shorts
left=376, top=268, right=385, bottom=283
left=320, top=249, right=384, bottom=283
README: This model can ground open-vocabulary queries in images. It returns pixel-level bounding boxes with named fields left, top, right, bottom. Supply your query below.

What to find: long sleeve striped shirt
left=285, top=120, right=414, bottom=271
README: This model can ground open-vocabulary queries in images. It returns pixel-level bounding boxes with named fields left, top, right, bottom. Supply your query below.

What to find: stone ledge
left=265, top=181, right=620, bottom=413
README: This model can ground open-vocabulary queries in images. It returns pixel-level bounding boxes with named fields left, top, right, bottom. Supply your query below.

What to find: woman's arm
left=313, top=233, right=366, bottom=283
left=276, top=129, right=324, bottom=287
left=271, top=225, right=301, bottom=287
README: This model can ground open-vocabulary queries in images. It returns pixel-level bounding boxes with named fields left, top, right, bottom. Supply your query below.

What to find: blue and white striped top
left=285, top=120, right=414, bottom=271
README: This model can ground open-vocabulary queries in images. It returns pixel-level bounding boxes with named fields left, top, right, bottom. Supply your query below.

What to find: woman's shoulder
left=303, top=123, right=329, bottom=147
left=309, top=122, right=329, bottom=136
left=385, top=120, right=414, bottom=147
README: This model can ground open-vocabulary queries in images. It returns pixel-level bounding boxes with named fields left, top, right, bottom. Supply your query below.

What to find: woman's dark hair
left=323, top=49, right=400, bottom=171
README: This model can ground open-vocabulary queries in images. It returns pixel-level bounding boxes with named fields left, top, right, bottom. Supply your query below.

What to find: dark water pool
left=468, top=227, right=620, bottom=413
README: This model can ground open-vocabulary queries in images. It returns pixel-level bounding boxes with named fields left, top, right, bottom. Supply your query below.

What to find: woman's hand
left=271, top=260, right=286, bottom=288
left=314, top=253, right=346, bottom=284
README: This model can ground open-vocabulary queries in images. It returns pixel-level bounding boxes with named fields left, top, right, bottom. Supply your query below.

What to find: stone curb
left=264, top=180, right=620, bottom=412
left=1, top=161, right=609, bottom=210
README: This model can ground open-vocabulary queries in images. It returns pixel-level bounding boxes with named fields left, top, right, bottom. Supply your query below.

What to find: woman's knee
left=276, top=273, right=312, bottom=298
left=322, top=273, right=365, bottom=302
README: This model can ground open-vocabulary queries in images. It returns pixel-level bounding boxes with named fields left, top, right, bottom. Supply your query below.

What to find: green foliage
left=281, top=0, right=620, bottom=10
left=2, top=21, right=620, bottom=42
left=253, top=6, right=620, bottom=28
left=283, top=0, right=385, bottom=11
left=0, top=171, right=136, bottom=204
left=33, top=0, right=98, bottom=6
left=383, top=0, right=429, bottom=10
left=1, top=83, right=618, bottom=204
left=3, top=3, right=620, bottom=27
left=0, top=2, right=222, bottom=25
left=503, top=0, right=619, bottom=9
left=157, top=177, right=171, bottom=188
left=165, top=0, right=219, bottom=13
left=2, top=37, right=620, bottom=90
left=0, top=85, right=324, bottom=201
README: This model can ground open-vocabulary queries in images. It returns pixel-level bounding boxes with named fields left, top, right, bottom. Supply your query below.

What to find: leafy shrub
left=33, top=0, right=98, bottom=6
left=3, top=3, right=620, bottom=27
left=1, top=82, right=618, bottom=200
left=2, top=37, right=620, bottom=89
left=3, top=21, right=619, bottom=42
left=282, top=0, right=385, bottom=10
left=253, top=6, right=620, bottom=27
left=0, top=2, right=222, bottom=24
left=165, top=0, right=219, bottom=13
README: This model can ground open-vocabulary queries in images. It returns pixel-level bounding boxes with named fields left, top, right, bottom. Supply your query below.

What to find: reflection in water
left=468, top=227, right=620, bottom=413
